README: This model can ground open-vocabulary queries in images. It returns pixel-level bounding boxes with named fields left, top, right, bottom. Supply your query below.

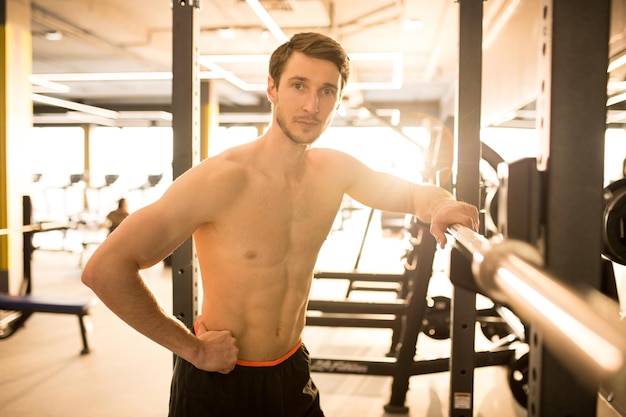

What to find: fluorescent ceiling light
left=403, top=19, right=423, bottom=31
left=32, top=52, right=404, bottom=95
left=609, top=81, right=626, bottom=92
left=245, top=0, right=288, bottom=43
left=117, top=111, right=173, bottom=121
left=198, top=58, right=252, bottom=91
left=31, top=71, right=224, bottom=82
left=33, top=111, right=173, bottom=126
left=217, top=28, right=237, bottom=39
left=608, top=52, right=626, bottom=73
left=32, top=93, right=119, bottom=119
left=44, top=30, right=63, bottom=41
left=33, top=72, right=173, bottom=82
left=607, top=91, right=626, bottom=107
left=607, top=110, right=626, bottom=124
left=205, top=52, right=402, bottom=64
left=29, top=75, right=70, bottom=93
left=205, top=54, right=269, bottom=63
left=349, top=52, right=402, bottom=61
left=345, top=52, right=404, bottom=90
left=67, top=111, right=118, bottom=127
left=483, top=0, right=521, bottom=49
left=199, top=52, right=404, bottom=92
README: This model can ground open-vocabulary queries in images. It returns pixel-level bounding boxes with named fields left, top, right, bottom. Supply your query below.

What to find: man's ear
left=266, top=75, right=277, bottom=104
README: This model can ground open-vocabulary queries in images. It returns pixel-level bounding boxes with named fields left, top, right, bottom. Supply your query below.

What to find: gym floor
left=0, top=211, right=621, bottom=417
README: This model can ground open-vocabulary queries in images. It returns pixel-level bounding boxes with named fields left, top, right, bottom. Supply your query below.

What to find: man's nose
left=303, top=91, right=319, bottom=114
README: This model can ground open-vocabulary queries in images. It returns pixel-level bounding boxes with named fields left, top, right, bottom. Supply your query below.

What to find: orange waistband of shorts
left=236, top=339, right=303, bottom=367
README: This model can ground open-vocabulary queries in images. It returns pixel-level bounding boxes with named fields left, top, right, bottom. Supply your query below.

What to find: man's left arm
left=425, top=193, right=479, bottom=248
left=337, top=151, right=478, bottom=247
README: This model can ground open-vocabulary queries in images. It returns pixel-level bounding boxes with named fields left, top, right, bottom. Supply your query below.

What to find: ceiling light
left=199, top=52, right=404, bottom=92
left=217, top=28, right=237, bottom=39
left=117, top=111, right=173, bottom=121
left=44, top=30, right=63, bottom=41
left=607, top=110, right=626, bottom=124
left=357, top=107, right=371, bottom=120
left=33, top=71, right=225, bottom=82
left=608, top=52, right=626, bottom=73
left=197, top=58, right=252, bottom=91
left=607, top=91, right=626, bottom=107
left=34, top=51, right=404, bottom=96
left=66, top=111, right=117, bottom=127
left=29, top=75, right=71, bottom=93
left=206, top=54, right=269, bottom=64
left=32, top=93, right=119, bottom=119
left=32, top=72, right=173, bottom=82
left=608, top=80, right=626, bottom=94
left=245, top=0, right=288, bottom=43
left=483, top=0, right=521, bottom=49
left=403, top=19, right=423, bottom=31
left=390, top=109, right=401, bottom=126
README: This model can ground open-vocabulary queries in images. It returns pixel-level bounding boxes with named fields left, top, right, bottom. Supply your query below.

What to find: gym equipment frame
left=307, top=220, right=518, bottom=414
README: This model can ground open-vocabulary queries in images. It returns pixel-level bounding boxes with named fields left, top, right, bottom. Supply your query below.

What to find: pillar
left=0, top=0, right=32, bottom=293
left=200, top=79, right=218, bottom=161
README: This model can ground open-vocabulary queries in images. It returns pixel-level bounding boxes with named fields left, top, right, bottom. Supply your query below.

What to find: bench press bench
left=0, top=293, right=98, bottom=355
left=0, top=196, right=99, bottom=355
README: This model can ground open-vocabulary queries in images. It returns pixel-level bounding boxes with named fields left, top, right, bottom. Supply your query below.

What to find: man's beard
left=274, top=98, right=329, bottom=146
left=276, top=112, right=320, bottom=146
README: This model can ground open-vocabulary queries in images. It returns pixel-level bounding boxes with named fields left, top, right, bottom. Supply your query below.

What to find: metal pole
left=450, top=1, right=483, bottom=415
left=171, top=0, right=201, bottom=331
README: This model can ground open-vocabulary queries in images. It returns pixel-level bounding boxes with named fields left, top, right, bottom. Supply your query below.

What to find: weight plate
left=603, top=180, right=626, bottom=264
left=421, top=296, right=451, bottom=340
left=480, top=321, right=512, bottom=342
left=508, top=352, right=529, bottom=409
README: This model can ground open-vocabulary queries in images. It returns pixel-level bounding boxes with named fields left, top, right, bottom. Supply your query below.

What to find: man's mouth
left=295, top=118, right=320, bottom=127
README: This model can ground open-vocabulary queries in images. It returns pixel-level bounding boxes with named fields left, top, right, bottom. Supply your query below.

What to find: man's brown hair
left=269, top=32, right=351, bottom=93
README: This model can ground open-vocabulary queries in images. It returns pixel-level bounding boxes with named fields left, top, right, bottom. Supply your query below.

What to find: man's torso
left=193, top=147, right=347, bottom=361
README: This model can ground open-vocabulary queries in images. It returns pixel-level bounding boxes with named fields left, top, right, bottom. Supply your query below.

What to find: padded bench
left=0, top=293, right=98, bottom=355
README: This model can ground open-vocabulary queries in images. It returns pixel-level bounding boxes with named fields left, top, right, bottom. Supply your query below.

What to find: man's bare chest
left=202, top=179, right=341, bottom=262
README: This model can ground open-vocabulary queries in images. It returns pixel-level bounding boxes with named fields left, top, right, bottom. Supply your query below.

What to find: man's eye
left=321, top=88, right=335, bottom=96
left=294, top=83, right=304, bottom=90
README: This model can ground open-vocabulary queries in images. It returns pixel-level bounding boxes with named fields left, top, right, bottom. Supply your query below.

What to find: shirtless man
left=82, top=32, right=479, bottom=417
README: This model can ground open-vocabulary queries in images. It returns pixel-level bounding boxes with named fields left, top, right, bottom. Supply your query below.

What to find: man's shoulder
left=307, top=147, right=352, bottom=164
left=197, top=150, right=251, bottom=178
left=307, top=148, right=362, bottom=172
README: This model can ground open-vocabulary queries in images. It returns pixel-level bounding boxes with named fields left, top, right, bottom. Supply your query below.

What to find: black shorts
left=168, top=343, right=324, bottom=417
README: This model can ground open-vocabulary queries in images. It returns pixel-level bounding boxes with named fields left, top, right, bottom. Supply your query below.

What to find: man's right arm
left=82, top=161, right=240, bottom=372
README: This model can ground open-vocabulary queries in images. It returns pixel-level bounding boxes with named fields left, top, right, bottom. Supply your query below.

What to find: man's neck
left=255, top=128, right=310, bottom=178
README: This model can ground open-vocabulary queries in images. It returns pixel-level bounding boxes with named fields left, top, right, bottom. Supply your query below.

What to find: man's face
left=268, top=52, right=342, bottom=146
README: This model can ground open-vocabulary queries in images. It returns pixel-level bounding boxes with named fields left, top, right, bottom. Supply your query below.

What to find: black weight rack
left=306, top=219, right=518, bottom=413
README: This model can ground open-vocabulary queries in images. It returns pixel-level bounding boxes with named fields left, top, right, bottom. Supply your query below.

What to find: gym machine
left=0, top=196, right=97, bottom=355
left=85, top=173, right=120, bottom=218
